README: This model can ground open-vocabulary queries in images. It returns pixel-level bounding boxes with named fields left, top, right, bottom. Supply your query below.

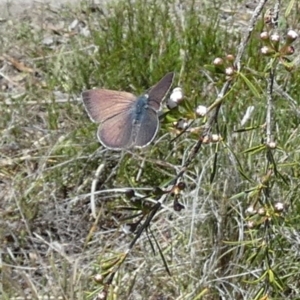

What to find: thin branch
left=235, top=0, right=270, bottom=71
left=266, top=68, right=275, bottom=145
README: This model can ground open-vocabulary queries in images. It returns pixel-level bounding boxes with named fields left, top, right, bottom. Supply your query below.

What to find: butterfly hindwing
left=98, top=108, right=136, bottom=149
left=133, top=107, right=159, bottom=147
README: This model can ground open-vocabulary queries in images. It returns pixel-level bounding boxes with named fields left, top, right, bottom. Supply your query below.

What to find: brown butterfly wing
left=98, top=109, right=135, bottom=149
left=82, top=89, right=136, bottom=123
left=133, top=108, right=159, bottom=147
left=147, top=72, right=174, bottom=111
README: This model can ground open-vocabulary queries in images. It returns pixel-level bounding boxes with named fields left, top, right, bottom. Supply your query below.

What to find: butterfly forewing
left=82, top=89, right=136, bottom=123
left=147, top=72, right=174, bottom=111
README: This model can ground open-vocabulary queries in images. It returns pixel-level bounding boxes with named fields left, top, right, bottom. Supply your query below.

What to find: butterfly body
left=82, top=72, right=174, bottom=150
left=131, top=94, right=148, bottom=122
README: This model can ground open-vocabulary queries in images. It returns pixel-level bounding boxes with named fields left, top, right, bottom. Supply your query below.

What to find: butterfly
left=82, top=72, right=174, bottom=150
